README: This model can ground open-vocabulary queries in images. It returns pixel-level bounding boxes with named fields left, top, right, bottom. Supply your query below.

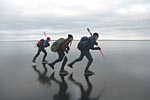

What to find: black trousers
left=33, top=45, right=47, bottom=61
left=51, top=50, right=67, bottom=71
left=69, top=50, right=93, bottom=71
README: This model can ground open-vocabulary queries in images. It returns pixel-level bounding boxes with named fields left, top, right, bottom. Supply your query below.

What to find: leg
left=41, top=48, right=47, bottom=61
left=68, top=50, right=84, bottom=67
left=51, top=50, right=65, bottom=65
left=60, top=56, right=68, bottom=71
left=49, top=51, right=64, bottom=69
left=32, top=48, right=41, bottom=62
left=85, top=50, right=93, bottom=71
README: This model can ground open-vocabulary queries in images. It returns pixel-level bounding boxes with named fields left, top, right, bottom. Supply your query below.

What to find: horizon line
left=0, top=39, right=150, bottom=42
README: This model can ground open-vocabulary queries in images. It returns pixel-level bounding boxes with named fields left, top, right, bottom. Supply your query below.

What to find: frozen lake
left=0, top=40, right=150, bottom=100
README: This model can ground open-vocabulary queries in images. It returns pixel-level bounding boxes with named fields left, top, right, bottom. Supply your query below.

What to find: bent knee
left=59, top=57, right=64, bottom=61
left=89, top=58, right=93, bottom=62
left=44, top=52, right=47, bottom=55
left=78, top=57, right=83, bottom=61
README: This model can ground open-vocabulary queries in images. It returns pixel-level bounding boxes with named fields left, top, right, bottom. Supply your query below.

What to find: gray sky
left=0, top=0, right=150, bottom=41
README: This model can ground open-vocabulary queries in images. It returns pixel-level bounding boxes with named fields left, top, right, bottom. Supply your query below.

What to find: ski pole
left=43, top=31, right=47, bottom=38
left=98, top=46, right=106, bottom=61
left=43, top=31, right=51, bottom=51
left=87, top=28, right=106, bottom=61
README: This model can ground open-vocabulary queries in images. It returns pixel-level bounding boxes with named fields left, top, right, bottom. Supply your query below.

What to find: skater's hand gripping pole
left=87, top=28, right=106, bottom=61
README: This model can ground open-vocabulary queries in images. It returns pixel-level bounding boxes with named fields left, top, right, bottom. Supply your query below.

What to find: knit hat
left=46, top=37, right=51, bottom=40
left=68, top=34, right=73, bottom=39
left=93, top=33, right=99, bottom=37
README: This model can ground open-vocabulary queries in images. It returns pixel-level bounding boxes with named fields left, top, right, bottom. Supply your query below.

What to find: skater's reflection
left=51, top=74, right=70, bottom=100
left=32, top=64, right=54, bottom=85
left=69, top=74, right=105, bottom=100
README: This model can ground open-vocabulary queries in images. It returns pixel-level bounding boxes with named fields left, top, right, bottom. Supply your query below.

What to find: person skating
left=49, top=34, right=73, bottom=74
left=32, top=37, right=50, bottom=64
left=68, top=33, right=101, bottom=74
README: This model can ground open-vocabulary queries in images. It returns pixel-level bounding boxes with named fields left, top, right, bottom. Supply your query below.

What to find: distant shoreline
left=0, top=40, right=150, bottom=42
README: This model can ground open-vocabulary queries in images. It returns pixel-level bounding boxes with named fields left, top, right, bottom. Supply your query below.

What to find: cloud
left=0, top=0, right=150, bottom=40
left=116, top=4, right=149, bottom=17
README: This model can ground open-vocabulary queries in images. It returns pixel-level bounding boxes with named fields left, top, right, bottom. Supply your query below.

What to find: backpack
left=77, top=36, right=90, bottom=50
left=51, top=38, right=65, bottom=52
left=37, top=39, right=44, bottom=46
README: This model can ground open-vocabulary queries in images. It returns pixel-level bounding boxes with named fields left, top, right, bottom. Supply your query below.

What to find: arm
left=61, top=40, right=70, bottom=51
left=88, top=38, right=101, bottom=50
left=66, top=46, right=70, bottom=51
left=43, top=40, right=50, bottom=47
left=91, top=42, right=101, bottom=50
left=91, top=47, right=101, bottom=50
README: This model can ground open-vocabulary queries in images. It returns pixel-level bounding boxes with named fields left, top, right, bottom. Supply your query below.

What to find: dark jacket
left=42, top=40, right=50, bottom=47
left=87, top=37, right=99, bottom=50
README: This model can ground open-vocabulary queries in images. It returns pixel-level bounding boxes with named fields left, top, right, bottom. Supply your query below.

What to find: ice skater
left=49, top=34, right=73, bottom=74
left=68, top=33, right=101, bottom=74
left=32, top=37, right=50, bottom=63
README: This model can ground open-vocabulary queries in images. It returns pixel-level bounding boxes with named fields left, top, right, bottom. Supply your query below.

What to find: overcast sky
left=0, top=0, right=150, bottom=41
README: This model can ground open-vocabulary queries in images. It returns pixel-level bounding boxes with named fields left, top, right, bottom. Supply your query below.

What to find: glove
left=47, top=43, right=50, bottom=46
left=67, top=47, right=70, bottom=51
left=98, top=47, right=101, bottom=50
left=95, top=42, right=98, bottom=45
left=65, top=50, right=69, bottom=54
